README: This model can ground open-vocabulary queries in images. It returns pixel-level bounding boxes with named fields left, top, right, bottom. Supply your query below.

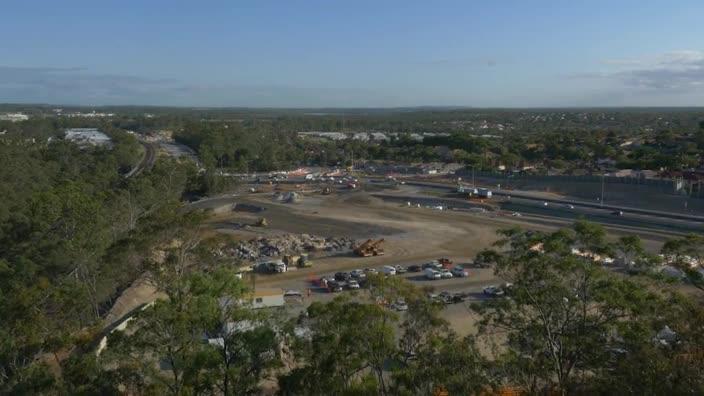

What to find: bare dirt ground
left=107, top=183, right=678, bottom=337
left=202, top=187, right=672, bottom=334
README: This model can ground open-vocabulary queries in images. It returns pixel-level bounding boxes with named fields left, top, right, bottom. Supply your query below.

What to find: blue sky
left=2, top=0, right=704, bottom=107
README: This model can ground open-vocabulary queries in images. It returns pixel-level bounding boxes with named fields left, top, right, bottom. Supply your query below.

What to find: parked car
left=502, top=282, right=514, bottom=295
left=395, top=265, right=407, bottom=274
left=511, top=212, right=522, bottom=217
left=407, top=264, right=422, bottom=272
left=438, top=292, right=454, bottom=304
left=347, top=280, right=360, bottom=290
left=391, top=299, right=408, bottom=311
left=439, top=269, right=453, bottom=279
left=483, top=285, right=505, bottom=297
left=451, top=292, right=470, bottom=303
left=381, top=265, right=397, bottom=276
left=451, top=266, right=469, bottom=277
left=390, top=298, right=408, bottom=311
left=422, top=260, right=441, bottom=270
left=334, top=272, right=350, bottom=282
left=283, top=290, right=303, bottom=298
left=424, top=268, right=441, bottom=280
left=364, top=268, right=378, bottom=274
left=350, top=269, right=366, bottom=279
left=328, top=281, right=344, bottom=293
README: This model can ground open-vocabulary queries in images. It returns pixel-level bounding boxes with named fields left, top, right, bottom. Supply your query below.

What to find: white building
left=0, top=113, right=29, bottom=122
left=65, top=128, right=112, bottom=147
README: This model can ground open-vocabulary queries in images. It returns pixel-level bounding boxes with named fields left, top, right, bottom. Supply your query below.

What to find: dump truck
left=353, top=238, right=385, bottom=257
left=283, top=254, right=312, bottom=268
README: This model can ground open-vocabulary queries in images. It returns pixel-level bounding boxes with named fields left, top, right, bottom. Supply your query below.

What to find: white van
left=424, top=268, right=441, bottom=280
left=381, top=265, right=397, bottom=276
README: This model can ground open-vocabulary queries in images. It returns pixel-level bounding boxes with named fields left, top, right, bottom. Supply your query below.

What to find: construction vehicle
left=353, top=239, right=385, bottom=257
left=283, top=254, right=312, bottom=268
left=257, top=260, right=287, bottom=274
left=255, top=217, right=268, bottom=227
left=438, top=257, right=453, bottom=269
left=321, top=186, right=332, bottom=195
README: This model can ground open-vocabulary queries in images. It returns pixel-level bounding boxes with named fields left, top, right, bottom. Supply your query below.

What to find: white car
left=566, top=204, right=575, bottom=209
left=439, top=269, right=453, bottom=279
left=424, top=268, right=442, bottom=280
left=394, top=265, right=407, bottom=274
left=511, top=212, right=522, bottom=217
left=364, top=268, right=378, bottom=274
left=347, top=280, right=360, bottom=289
left=391, top=299, right=408, bottom=311
left=450, top=266, right=468, bottom=277
left=483, top=285, right=505, bottom=297
left=283, top=290, right=303, bottom=298
left=381, top=265, right=397, bottom=276
left=350, top=269, right=366, bottom=279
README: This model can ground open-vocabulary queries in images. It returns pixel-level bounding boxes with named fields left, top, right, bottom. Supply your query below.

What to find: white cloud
left=587, top=50, right=704, bottom=91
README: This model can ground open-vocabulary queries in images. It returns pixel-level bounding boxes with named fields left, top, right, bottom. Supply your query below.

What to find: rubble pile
left=228, top=234, right=354, bottom=260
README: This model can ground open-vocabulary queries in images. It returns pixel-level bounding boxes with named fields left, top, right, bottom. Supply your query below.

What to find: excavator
left=353, top=238, right=385, bottom=257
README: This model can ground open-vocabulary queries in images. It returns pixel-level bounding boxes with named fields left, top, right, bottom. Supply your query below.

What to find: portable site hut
left=248, top=288, right=285, bottom=309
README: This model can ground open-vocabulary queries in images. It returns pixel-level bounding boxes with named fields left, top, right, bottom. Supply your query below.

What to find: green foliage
left=474, top=223, right=703, bottom=394
left=662, top=234, right=704, bottom=290
left=0, top=127, right=199, bottom=392
left=103, top=267, right=279, bottom=396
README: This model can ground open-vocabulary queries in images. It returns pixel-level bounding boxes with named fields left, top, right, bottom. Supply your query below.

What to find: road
left=393, top=179, right=703, bottom=235
left=125, top=142, right=156, bottom=178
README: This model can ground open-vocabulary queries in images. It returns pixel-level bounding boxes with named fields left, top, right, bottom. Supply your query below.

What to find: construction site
left=189, top=173, right=695, bottom=334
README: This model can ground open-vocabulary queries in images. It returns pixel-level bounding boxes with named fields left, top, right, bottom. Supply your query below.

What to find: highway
left=399, top=179, right=704, bottom=232
left=402, top=179, right=704, bottom=222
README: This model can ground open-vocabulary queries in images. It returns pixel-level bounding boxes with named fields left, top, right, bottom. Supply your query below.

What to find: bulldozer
left=353, top=238, right=385, bottom=257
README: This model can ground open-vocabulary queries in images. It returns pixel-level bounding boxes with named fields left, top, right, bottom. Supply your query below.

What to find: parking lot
left=257, top=259, right=508, bottom=336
